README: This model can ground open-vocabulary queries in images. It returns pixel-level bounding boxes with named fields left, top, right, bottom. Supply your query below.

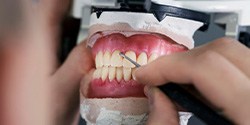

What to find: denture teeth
left=95, top=51, right=104, bottom=68
left=93, top=69, right=98, bottom=79
left=123, top=51, right=136, bottom=68
left=103, top=51, right=111, bottom=66
left=93, top=68, right=102, bottom=79
left=108, top=67, right=116, bottom=81
left=148, top=53, right=159, bottom=63
left=132, top=68, right=136, bottom=80
left=101, top=66, right=109, bottom=81
left=111, top=50, right=123, bottom=67
left=137, top=52, right=148, bottom=66
left=94, top=50, right=159, bottom=82
left=123, top=68, right=132, bottom=81
left=116, top=67, right=123, bottom=82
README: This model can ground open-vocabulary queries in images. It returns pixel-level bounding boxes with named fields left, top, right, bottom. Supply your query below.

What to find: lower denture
left=88, top=79, right=145, bottom=98
left=88, top=33, right=188, bottom=98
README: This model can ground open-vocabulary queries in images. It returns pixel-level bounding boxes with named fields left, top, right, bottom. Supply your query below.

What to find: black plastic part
left=239, top=32, right=250, bottom=48
left=150, top=3, right=210, bottom=31
left=152, top=11, right=168, bottom=22
left=159, top=83, right=233, bottom=125
left=91, top=6, right=146, bottom=15
left=96, top=11, right=102, bottom=18
left=91, top=0, right=210, bottom=31
left=117, top=0, right=151, bottom=11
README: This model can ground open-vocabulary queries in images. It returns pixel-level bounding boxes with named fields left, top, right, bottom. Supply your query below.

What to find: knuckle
left=210, top=37, right=238, bottom=48
left=157, top=55, right=168, bottom=61
left=194, top=50, right=220, bottom=65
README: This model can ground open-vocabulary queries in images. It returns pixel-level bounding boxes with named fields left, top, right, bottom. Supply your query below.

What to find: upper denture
left=92, top=33, right=186, bottom=57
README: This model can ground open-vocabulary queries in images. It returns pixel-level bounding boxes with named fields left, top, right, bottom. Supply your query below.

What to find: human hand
left=134, top=37, right=250, bottom=125
left=21, top=0, right=71, bottom=26
left=0, top=39, right=94, bottom=125
left=0, top=0, right=94, bottom=125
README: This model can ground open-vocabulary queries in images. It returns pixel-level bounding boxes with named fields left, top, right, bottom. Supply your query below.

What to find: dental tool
left=119, top=52, right=233, bottom=125
left=119, top=52, right=141, bottom=68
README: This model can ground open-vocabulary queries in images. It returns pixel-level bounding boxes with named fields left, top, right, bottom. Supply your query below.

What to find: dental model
left=80, top=1, right=209, bottom=125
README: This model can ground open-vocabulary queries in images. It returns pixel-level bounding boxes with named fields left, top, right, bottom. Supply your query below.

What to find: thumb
left=145, top=86, right=179, bottom=125
left=52, top=41, right=94, bottom=95
left=49, top=41, right=94, bottom=124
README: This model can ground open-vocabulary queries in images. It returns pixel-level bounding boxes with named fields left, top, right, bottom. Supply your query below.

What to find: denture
left=88, top=32, right=187, bottom=98
left=80, top=7, right=203, bottom=125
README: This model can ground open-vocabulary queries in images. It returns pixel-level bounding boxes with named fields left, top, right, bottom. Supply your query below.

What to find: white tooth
left=116, top=67, right=123, bottom=82
left=101, top=66, right=108, bottom=81
left=103, top=51, right=111, bottom=66
left=93, top=68, right=101, bottom=79
left=148, top=53, right=158, bottom=63
left=123, top=51, right=136, bottom=68
left=95, top=51, right=103, bottom=68
left=93, top=69, right=98, bottom=79
left=123, top=68, right=132, bottom=81
left=137, top=52, right=148, bottom=66
left=132, top=68, right=136, bottom=80
left=97, top=68, right=102, bottom=78
left=111, top=50, right=123, bottom=67
left=108, top=67, right=116, bottom=81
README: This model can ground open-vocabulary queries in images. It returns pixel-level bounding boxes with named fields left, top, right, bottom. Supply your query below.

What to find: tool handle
left=158, top=83, right=233, bottom=125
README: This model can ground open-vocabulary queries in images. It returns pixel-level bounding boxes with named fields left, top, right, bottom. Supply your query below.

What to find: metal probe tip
left=119, top=52, right=126, bottom=58
left=119, top=52, right=141, bottom=68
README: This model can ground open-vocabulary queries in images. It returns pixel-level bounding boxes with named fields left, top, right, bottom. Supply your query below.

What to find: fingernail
left=132, top=66, right=144, bottom=82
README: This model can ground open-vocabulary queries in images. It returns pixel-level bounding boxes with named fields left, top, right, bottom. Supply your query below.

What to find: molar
left=123, top=68, right=132, bottom=81
left=116, top=67, right=123, bottom=82
left=111, top=50, right=123, bottom=67
left=101, top=66, right=109, bottom=81
left=103, top=51, right=111, bottom=66
left=95, top=51, right=104, bottom=68
left=137, top=52, right=148, bottom=66
left=148, top=53, right=159, bottom=63
left=123, top=51, right=136, bottom=68
left=108, top=67, right=116, bottom=81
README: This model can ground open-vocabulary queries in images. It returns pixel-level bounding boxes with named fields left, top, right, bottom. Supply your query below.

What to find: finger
left=41, top=0, right=72, bottom=25
left=80, top=70, right=94, bottom=98
left=50, top=41, right=94, bottom=124
left=136, top=50, right=250, bottom=124
left=19, top=0, right=71, bottom=75
left=145, top=86, right=179, bottom=125
left=52, top=41, right=94, bottom=96
left=0, top=38, right=51, bottom=125
left=134, top=52, right=191, bottom=85
left=21, top=0, right=71, bottom=25
left=193, top=37, right=250, bottom=77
